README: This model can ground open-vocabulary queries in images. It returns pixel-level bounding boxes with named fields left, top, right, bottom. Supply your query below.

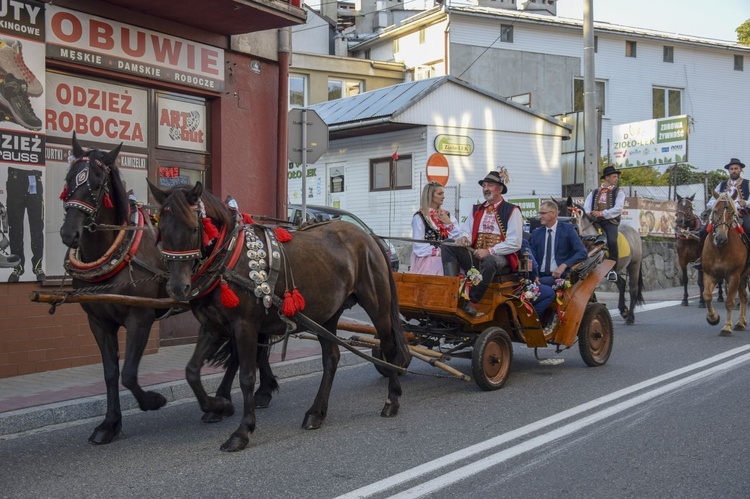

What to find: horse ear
left=713, top=190, right=720, bottom=199
left=188, top=182, right=203, bottom=203
left=688, top=193, right=695, bottom=201
left=676, top=194, right=683, bottom=202
left=102, top=143, right=123, bottom=166
left=147, top=179, right=167, bottom=206
left=72, top=132, right=84, bottom=158
left=566, top=196, right=573, bottom=207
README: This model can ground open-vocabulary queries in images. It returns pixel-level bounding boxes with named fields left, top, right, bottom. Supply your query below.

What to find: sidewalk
left=0, top=286, right=699, bottom=438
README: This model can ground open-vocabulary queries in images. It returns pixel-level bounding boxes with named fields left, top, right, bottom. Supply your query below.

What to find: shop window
left=663, top=46, right=674, bottom=63
left=289, top=74, right=307, bottom=108
left=652, top=87, right=682, bottom=119
left=370, top=155, right=412, bottom=191
left=573, top=78, right=606, bottom=115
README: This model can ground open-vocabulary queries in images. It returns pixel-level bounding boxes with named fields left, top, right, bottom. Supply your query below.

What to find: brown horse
left=702, top=191, right=748, bottom=335
left=674, top=194, right=707, bottom=307
left=148, top=181, right=410, bottom=452
left=59, top=135, right=249, bottom=445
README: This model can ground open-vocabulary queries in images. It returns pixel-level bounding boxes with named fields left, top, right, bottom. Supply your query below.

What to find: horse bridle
left=675, top=199, right=700, bottom=231
left=710, top=197, right=740, bottom=236
left=62, top=156, right=113, bottom=227
left=159, top=200, right=206, bottom=263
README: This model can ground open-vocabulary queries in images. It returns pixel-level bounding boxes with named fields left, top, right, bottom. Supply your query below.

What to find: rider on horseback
left=693, top=158, right=750, bottom=270
left=584, top=165, right=625, bottom=273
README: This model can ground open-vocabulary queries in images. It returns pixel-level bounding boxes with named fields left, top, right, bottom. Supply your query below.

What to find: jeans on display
left=6, top=166, right=44, bottom=277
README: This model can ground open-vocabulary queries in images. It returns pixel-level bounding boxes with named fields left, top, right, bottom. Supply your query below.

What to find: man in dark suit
left=530, top=200, right=588, bottom=286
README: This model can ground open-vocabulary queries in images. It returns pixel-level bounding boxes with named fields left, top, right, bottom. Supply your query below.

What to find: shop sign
left=507, top=197, right=539, bottom=221
left=612, top=115, right=688, bottom=168
left=434, top=134, right=473, bottom=156
left=46, top=72, right=148, bottom=148
left=157, top=96, right=207, bottom=153
left=45, top=5, right=224, bottom=92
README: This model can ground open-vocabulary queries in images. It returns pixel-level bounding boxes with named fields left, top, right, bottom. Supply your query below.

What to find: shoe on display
left=0, top=74, right=42, bottom=130
left=33, top=262, right=46, bottom=282
left=0, top=39, right=43, bottom=97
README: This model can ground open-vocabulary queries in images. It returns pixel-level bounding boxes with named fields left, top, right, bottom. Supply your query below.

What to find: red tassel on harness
left=707, top=223, right=713, bottom=233
left=103, top=194, right=114, bottom=208
left=242, top=213, right=255, bottom=224
left=735, top=225, right=745, bottom=235
left=202, top=217, right=220, bottom=246
left=282, top=290, right=296, bottom=316
left=274, top=227, right=292, bottom=242
left=59, top=185, right=68, bottom=201
left=220, top=281, right=240, bottom=308
left=292, top=286, right=305, bottom=311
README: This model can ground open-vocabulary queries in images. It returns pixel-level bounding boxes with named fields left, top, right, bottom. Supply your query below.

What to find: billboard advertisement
left=612, top=115, right=688, bottom=168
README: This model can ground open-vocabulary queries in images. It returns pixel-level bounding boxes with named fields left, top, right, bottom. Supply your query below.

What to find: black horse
left=58, top=135, right=254, bottom=444
left=149, top=181, right=410, bottom=451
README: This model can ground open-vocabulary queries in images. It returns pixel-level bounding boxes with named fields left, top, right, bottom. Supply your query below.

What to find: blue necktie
left=544, top=229, right=552, bottom=274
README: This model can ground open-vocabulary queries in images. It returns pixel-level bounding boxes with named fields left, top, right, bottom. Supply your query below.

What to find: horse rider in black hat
left=441, top=169, right=523, bottom=317
left=693, top=158, right=749, bottom=270
left=584, top=165, right=625, bottom=265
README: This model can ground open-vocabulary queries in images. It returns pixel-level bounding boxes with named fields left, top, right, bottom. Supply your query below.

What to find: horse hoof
left=734, top=324, right=746, bottom=331
left=625, top=319, right=634, bottom=325
left=88, top=427, right=120, bottom=445
left=381, top=401, right=400, bottom=418
left=254, top=393, right=273, bottom=409
left=718, top=296, right=724, bottom=303
left=201, top=411, right=226, bottom=423
left=681, top=300, right=689, bottom=307
left=619, top=308, right=629, bottom=320
left=302, top=414, right=324, bottom=430
left=220, top=434, right=249, bottom=452
left=707, top=315, right=721, bottom=326
left=140, top=391, right=167, bottom=411
left=699, top=302, right=706, bottom=309
left=720, top=329, right=733, bottom=337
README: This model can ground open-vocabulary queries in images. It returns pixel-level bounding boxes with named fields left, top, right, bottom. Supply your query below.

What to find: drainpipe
left=277, top=27, right=291, bottom=219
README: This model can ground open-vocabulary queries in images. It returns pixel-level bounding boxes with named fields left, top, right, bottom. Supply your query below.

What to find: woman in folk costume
left=410, top=181, right=461, bottom=275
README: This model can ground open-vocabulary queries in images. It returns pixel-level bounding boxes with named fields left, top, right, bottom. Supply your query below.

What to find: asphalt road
left=2, top=297, right=749, bottom=499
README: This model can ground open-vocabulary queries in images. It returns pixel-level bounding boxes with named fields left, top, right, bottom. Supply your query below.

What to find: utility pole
left=583, top=0, right=598, bottom=193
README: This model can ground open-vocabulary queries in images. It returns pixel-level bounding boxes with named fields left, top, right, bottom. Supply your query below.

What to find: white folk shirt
left=457, top=201, right=523, bottom=256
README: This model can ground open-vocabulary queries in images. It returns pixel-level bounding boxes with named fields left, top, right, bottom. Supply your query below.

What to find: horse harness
left=159, top=201, right=283, bottom=310
left=675, top=199, right=701, bottom=240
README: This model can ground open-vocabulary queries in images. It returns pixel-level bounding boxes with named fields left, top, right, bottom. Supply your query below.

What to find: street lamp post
left=583, top=0, right=599, bottom=193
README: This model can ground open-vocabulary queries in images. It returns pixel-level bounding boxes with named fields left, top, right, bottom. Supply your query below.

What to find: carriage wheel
left=372, top=347, right=409, bottom=377
left=578, top=303, right=613, bottom=367
left=471, top=327, right=513, bottom=391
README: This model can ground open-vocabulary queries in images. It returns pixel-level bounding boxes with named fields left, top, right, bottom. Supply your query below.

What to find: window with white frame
left=289, top=74, right=307, bottom=108
left=652, top=87, right=682, bottom=118
left=370, top=155, right=412, bottom=191
left=573, top=78, right=606, bottom=115
left=327, top=79, right=363, bottom=101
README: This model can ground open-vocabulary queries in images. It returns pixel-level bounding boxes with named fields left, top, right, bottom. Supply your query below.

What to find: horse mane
left=161, top=184, right=234, bottom=231
left=714, top=191, right=739, bottom=217
left=198, top=188, right=234, bottom=230
left=108, top=165, right=130, bottom=224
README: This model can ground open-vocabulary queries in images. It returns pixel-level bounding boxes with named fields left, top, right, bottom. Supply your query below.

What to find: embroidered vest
left=590, top=186, right=621, bottom=225
left=470, top=200, right=520, bottom=271
left=718, top=178, right=750, bottom=205
left=415, top=211, right=446, bottom=243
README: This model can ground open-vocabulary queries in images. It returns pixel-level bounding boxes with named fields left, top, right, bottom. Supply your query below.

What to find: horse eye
left=193, top=226, right=199, bottom=234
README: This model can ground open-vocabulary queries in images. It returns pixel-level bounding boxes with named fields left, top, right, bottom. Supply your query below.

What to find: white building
left=288, top=76, right=570, bottom=253
left=346, top=6, right=750, bottom=191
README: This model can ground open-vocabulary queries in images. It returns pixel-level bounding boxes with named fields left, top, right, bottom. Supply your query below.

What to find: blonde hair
left=420, top=181, right=444, bottom=214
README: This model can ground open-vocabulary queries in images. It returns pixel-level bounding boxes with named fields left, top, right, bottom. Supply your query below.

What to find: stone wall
left=597, top=239, right=697, bottom=292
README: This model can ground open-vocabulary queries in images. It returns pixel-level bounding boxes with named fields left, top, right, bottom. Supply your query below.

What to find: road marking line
left=607, top=300, right=681, bottom=316
left=335, top=346, right=750, bottom=499
left=390, top=352, right=750, bottom=499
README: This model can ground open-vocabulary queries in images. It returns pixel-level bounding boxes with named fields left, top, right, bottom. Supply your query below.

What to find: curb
left=0, top=351, right=368, bottom=438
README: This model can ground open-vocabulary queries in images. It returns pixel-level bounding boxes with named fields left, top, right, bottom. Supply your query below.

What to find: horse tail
left=635, top=261, right=646, bottom=306
left=387, top=266, right=411, bottom=369
left=207, top=338, right=235, bottom=369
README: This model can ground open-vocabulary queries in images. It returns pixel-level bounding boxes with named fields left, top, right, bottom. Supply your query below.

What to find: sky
left=556, top=0, right=750, bottom=42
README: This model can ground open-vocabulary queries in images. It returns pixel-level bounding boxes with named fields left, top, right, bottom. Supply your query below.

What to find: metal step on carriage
left=336, top=243, right=616, bottom=390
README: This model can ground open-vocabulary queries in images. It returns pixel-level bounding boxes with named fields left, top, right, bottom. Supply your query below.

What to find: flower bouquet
left=516, top=278, right=540, bottom=317
left=551, top=278, right=571, bottom=323
left=459, top=267, right=483, bottom=300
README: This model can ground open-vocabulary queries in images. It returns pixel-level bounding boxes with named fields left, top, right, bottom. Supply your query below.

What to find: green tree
left=618, top=165, right=667, bottom=186
left=738, top=18, right=750, bottom=45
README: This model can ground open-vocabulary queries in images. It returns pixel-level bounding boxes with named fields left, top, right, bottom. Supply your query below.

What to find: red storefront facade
left=0, top=0, right=305, bottom=377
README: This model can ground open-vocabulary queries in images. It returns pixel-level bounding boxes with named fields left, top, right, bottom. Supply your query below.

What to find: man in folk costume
left=693, top=158, right=750, bottom=269
left=584, top=165, right=625, bottom=265
left=441, top=169, right=523, bottom=317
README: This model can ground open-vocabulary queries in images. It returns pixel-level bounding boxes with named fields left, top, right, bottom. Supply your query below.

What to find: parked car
left=288, top=204, right=400, bottom=271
